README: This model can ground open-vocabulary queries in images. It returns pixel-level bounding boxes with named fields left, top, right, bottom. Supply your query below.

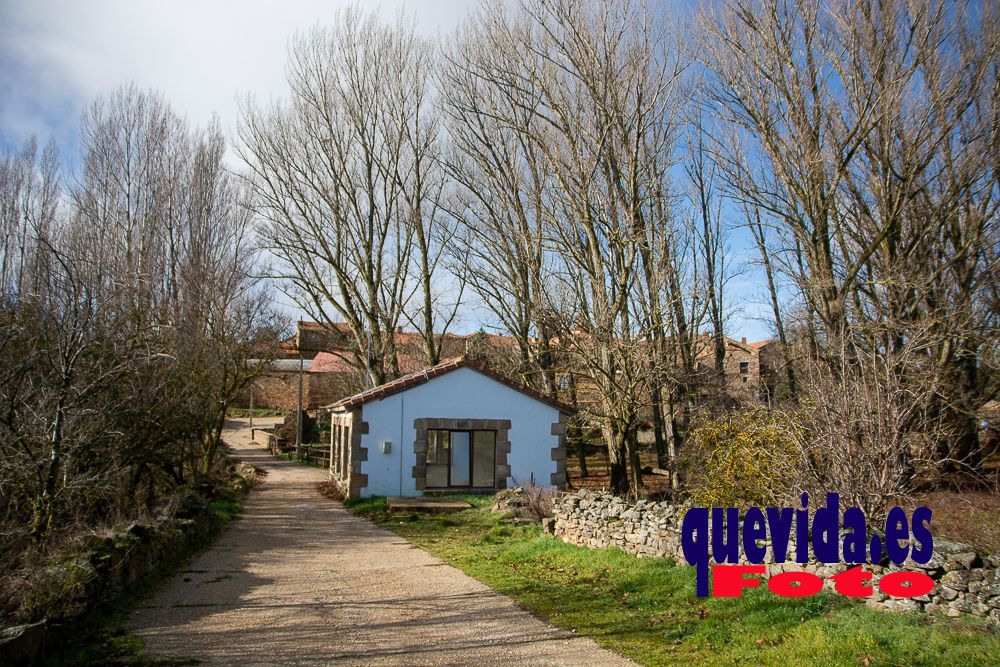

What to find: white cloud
left=0, top=0, right=486, bottom=328
left=0, top=0, right=480, bottom=157
left=0, top=0, right=773, bottom=341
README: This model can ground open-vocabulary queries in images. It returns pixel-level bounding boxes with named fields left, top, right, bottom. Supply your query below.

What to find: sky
left=0, top=0, right=479, bottom=158
left=0, top=0, right=774, bottom=342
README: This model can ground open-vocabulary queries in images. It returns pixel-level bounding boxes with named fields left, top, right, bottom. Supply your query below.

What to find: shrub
left=684, top=409, right=802, bottom=508
left=16, top=555, right=96, bottom=623
left=792, top=351, right=946, bottom=522
left=508, top=480, right=556, bottom=521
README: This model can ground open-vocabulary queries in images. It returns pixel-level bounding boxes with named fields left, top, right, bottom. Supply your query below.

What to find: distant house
left=241, top=359, right=304, bottom=412
left=748, top=339, right=785, bottom=400
left=241, top=322, right=531, bottom=413
left=325, top=357, right=572, bottom=499
left=246, top=321, right=775, bottom=415
left=692, top=334, right=763, bottom=396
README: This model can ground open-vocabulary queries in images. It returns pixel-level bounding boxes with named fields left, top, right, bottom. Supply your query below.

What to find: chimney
left=741, top=337, right=746, bottom=345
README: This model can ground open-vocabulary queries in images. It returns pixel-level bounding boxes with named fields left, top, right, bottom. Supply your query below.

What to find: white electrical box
left=380, top=440, right=392, bottom=454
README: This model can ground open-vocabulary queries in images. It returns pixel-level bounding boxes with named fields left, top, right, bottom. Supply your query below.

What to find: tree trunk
left=604, top=423, right=629, bottom=496
left=201, top=410, right=226, bottom=475
left=627, top=433, right=645, bottom=498
left=650, top=383, right=668, bottom=468
left=750, top=210, right=797, bottom=400
left=666, top=388, right=686, bottom=491
left=32, top=373, right=72, bottom=546
left=944, top=348, right=983, bottom=474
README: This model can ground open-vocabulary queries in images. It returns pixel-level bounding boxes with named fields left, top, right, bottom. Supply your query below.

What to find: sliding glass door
left=450, top=432, right=471, bottom=486
left=425, top=429, right=496, bottom=488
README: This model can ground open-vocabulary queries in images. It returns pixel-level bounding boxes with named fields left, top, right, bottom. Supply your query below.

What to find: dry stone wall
left=550, top=490, right=1000, bottom=625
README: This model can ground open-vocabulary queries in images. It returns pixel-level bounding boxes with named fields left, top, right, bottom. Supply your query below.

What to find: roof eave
left=322, top=357, right=576, bottom=415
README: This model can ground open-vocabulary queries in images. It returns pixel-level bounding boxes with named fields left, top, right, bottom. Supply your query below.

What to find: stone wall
left=550, top=490, right=1000, bottom=624
left=237, top=371, right=361, bottom=412
left=244, top=370, right=300, bottom=411
left=1, top=471, right=255, bottom=664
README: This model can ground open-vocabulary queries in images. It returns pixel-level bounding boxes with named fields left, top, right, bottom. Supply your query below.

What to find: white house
left=325, top=357, right=571, bottom=499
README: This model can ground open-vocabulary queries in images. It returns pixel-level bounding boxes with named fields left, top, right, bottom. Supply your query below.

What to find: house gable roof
left=325, top=356, right=575, bottom=414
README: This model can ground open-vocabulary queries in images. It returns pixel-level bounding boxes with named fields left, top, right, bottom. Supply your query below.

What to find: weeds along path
left=128, top=418, right=633, bottom=666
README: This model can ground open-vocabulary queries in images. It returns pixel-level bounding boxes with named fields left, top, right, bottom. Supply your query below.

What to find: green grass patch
left=209, top=497, right=242, bottom=523
left=226, top=407, right=284, bottom=418
left=348, top=497, right=1000, bottom=667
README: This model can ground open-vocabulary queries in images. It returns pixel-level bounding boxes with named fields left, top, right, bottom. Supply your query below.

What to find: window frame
left=424, top=428, right=497, bottom=489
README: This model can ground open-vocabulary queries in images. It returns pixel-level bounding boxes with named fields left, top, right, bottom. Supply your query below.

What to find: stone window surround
left=412, top=414, right=570, bottom=491
left=550, top=412, right=569, bottom=487
left=412, top=419, right=511, bottom=491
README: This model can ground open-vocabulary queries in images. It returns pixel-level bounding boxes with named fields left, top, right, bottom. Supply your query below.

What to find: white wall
left=359, top=367, right=560, bottom=497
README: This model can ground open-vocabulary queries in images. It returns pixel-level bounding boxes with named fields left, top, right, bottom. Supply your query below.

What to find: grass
left=348, top=495, right=1000, bottom=667
left=209, top=495, right=243, bottom=522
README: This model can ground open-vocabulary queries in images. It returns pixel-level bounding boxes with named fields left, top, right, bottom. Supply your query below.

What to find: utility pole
left=295, top=319, right=304, bottom=459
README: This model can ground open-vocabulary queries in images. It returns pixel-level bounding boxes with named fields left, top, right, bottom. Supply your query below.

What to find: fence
left=299, top=445, right=331, bottom=468
left=251, top=426, right=330, bottom=468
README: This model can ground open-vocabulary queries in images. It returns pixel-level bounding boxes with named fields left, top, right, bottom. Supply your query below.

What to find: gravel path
left=129, top=418, right=634, bottom=666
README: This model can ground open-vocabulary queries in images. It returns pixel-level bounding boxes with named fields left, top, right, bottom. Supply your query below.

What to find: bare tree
left=0, top=137, right=59, bottom=298
left=440, top=17, right=560, bottom=393
left=685, top=114, right=728, bottom=386
left=743, top=200, right=798, bottom=400
left=240, top=8, right=457, bottom=384
left=0, top=85, right=272, bottom=565
left=701, top=0, right=998, bottom=475
left=792, top=328, right=954, bottom=520
left=452, top=0, right=688, bottom=495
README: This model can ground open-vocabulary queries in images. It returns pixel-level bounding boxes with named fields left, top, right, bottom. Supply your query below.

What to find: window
left=739, top=361, right=749, bottom=375
left=333, top=424, right=341, bottom=475
left=425, top=430, right=450, bottom=488
left=472, top=431, right=496, bottom=487
left=426, top=429, right=496, bottom=488
left=330, top=420, right=352, bottom=480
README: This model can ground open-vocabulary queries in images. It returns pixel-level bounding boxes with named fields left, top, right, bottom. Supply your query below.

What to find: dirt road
left=128, top=418, right=633, bottom=666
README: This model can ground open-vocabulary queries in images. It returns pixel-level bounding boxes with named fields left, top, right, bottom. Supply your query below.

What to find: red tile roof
left=309, top=351, right=433, bottom=375
left=325, top=356, right=575, bottom=414
left=308, top=352, right=357, bottom=374
left=299, top=320, right=351, bottom=332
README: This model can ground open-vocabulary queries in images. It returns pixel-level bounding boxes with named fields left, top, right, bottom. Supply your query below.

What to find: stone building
left=246, top=321, right=773, bottom=415
left=692, top=334, right=763, bottom=398
left=241, top=356, right=361, bottom=412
